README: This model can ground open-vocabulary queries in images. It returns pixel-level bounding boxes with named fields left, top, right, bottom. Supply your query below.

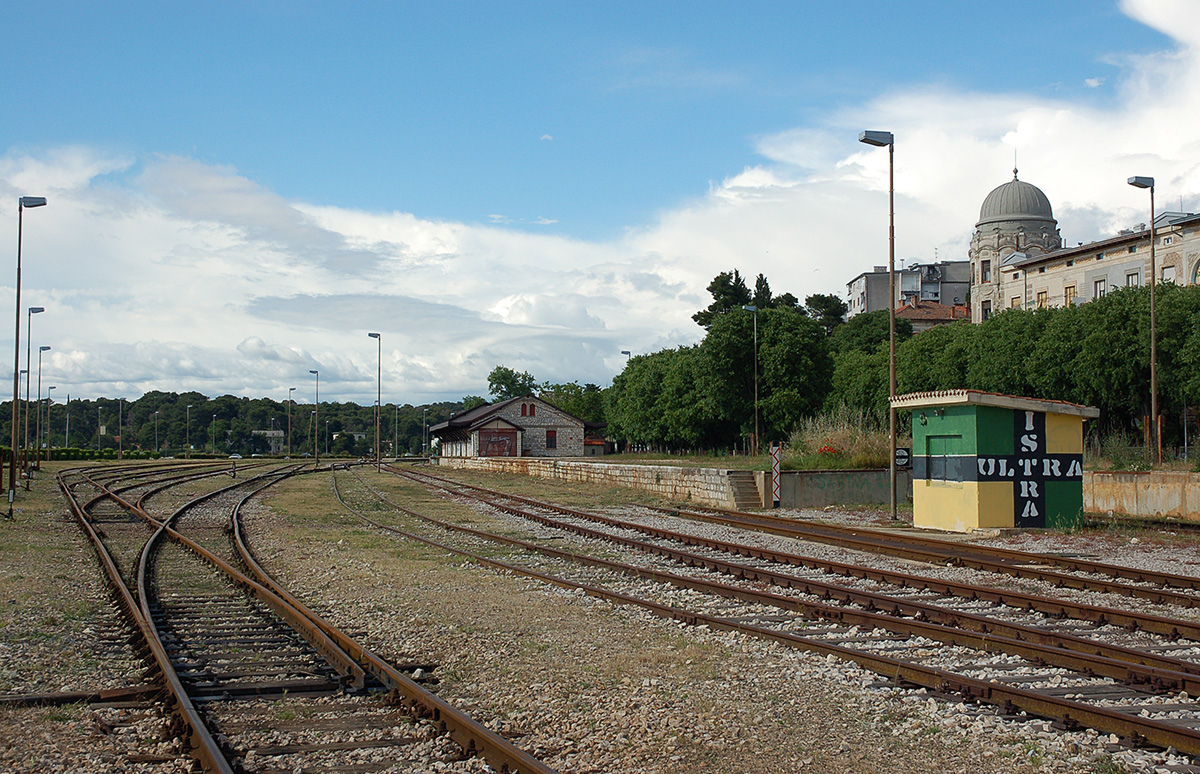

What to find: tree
left=752, top=274, right=773, bottom=309
left=487, top=365, right=537, bottom=401
left=805, top=293, right=849, bottom=336
left=461, top=395, right=487, bottom=411
left=699, top=306, right=831, bottom=443
left=829, top=309, right=913, bottom=355
left=538, top=381, right=604, bottom=423
left=692, top=270, right=752, bottom=328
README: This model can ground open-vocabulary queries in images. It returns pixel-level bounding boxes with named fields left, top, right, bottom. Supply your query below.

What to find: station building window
left=1036, top=290, right=1047, bottom=308
left=546, top=430, right=556, bottom=449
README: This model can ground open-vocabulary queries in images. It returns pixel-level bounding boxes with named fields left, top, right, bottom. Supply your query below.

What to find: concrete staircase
left=726, top=470, right=762, bottom=510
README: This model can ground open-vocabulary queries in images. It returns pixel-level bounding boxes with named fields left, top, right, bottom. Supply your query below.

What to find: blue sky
left=0, top=1, right=1193, bottom=403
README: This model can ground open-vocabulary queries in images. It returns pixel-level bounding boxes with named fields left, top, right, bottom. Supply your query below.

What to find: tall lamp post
left=33, top=346, right=49, bottom=476
left=860, top=130, right=898, bottom=523
left=423, top=407, right=428, bottom=456
left=309, top=370, right=319, bottom=464
left=368, top=332, right=381, bottom=471
left=287, top=387, right=296, bottom=458
left=23, top=306, right=45, bottom=481
left=45, top=386, right=55, bottom=462
left=1128, top=176, right=1159, bottom=464
left=742, top=305, right=759, bottom=455
left=153, top=411, right=160, bottom=454
left=10, top=196, right=47, bottom=506
left=211, top=414, right=216, bottom=454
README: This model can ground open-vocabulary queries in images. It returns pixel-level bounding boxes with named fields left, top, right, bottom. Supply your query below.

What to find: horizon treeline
left=0, top=391, right=464, bottom=457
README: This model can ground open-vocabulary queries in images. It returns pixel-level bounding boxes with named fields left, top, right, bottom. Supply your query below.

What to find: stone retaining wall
left=435, top=457, right=742, bottom=508
left=1084, top=470, right=1200, bottom=522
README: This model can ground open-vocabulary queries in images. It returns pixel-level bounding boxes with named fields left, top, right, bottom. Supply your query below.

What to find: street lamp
left=287, top=387, right=296, bottom=458
left=369, top=332, right=381, bottom=471
left=742, top=305, right=759, bottom=455
left=860, top=129, right=898, bottom=523
left=186, top=404, right=193, bottom=458
left=33, top=346, right=49, bottom=476
left=211, top=414, right=216, bottom=454
left=310, top=370, right=319, bottom=464
left=23, top=306, right=45, bottom=481
left=153, top=411, right=160, bottom=454
left=325, top=419, right=330, bottom=456
left=423, top=407, right=428, bottom=456
left=1128, top=176, right=1159, bottom=464
left=45, top=386, right=55, bottom=462
left=10, top=196, right=46, bottom=504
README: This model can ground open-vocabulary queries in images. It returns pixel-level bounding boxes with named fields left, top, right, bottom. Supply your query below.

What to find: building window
left=1066, top=260, right=1074, bottom=267
left=1126, top=272, right=1140, bottom=287
left=1094, top=279, right=1107, bottom=298
left=1164, top=265, right=1177, bottom=283
left=1128, top=245, right=1137, bottom=253
left=546, top=430, right=557, bottom=449
left=529, top=404, right=536, bottom=417
left=981, top=301, right=992, bottom=320
left=981, top=260, right=991, bottom=282
left=1012, top=272, right=1020, bottom=280
left=1163, top=236, right=1174, bottom=246
left=520, top=403, right=527, bottom=416
left=1097, top=252, right=1105, bottom=260
left=1064, top=285, right=1077, bottom=306
left=1011, top=296, right=1021, bottom=309
left=1036, top=290, right=1048, bottom=308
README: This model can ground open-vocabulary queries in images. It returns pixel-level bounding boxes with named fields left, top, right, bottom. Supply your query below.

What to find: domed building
left=968, top=169, right=1062, bottom=321
left=967, top=169, right=1199, bottom=322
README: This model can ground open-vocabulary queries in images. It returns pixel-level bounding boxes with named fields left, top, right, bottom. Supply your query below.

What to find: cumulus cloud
left=3, top=0, right=1199, bottom=403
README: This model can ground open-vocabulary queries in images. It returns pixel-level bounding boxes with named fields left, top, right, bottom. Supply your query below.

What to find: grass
left=783, top=408, right=901, bottom=471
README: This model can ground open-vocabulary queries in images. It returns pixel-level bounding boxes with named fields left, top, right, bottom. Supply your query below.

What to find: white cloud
left=3, top=1, right=1200, bottom=404
left=1085, top=77, right=1105, bottom=88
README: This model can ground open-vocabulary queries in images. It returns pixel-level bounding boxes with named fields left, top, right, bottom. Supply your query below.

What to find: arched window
left=520, top=404, right=527, bottom=416
left=529, top=404, right=536, bottom=417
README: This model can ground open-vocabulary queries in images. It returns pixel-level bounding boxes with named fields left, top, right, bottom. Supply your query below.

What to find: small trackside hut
left=892, top=390, right=1099, bottom=533
left=430, top=395, right=594, bottom=458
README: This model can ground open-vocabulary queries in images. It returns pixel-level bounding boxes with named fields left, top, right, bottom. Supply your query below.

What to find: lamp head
left=29, top=307, right=45, bottom=314
left=859, top=130, right=894, bottom=147
left=18, top=196, right=47, bottom=209
left=309, top=369, right=318, bottom=375
left=368, top=332, right=380, bottom=339
left=1128, top=176, right=1154, bottom=190
left=620, top=350, right=630, bottom=356
left=742, top=305, right=757, bottom=312
left=39, top=346, right=51, bottom=352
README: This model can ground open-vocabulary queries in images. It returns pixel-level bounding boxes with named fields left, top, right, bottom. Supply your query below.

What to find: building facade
left=846, top=261, right=970, bottom=319
left=430, top=395, right=588, bottom=458
left=969, top=170, right=1200, bottom=321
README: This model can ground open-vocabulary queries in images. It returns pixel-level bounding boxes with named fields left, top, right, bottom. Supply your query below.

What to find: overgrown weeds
left=783, top=407, right=902, bottom=470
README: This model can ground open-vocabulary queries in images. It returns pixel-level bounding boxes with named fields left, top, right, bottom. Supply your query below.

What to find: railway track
left=58, top=462, right=558, bottom=773
left=342, top=464, right=1200, bottom=762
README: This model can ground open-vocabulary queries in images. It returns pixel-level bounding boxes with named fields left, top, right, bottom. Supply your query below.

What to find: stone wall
left=1084, top=470, right=1200, bottom=522
left=435, top=456, right=742, bottom=507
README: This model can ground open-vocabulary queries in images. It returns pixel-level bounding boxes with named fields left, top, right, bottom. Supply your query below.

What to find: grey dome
left=976, top=171, right=1056, bottom=229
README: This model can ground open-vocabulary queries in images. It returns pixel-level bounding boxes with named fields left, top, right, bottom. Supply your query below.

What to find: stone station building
left=430, top=395, right=593, bottom=458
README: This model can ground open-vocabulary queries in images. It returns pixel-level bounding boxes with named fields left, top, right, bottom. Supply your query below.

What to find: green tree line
left=0, top=390, right=462, bottom=458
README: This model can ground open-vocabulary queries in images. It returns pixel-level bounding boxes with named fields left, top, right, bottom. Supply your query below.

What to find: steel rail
left=397, top=467, right=1200, bottom=641
left=404, top=467, right=1200, bottom=608
left=382, top=470, right=1200, bottom=687
left=231, top=474, right=560, bottom=774
left=334, top=471, right=1200, bottom=756
left=668, top=502, right=1200, bottom=595
left=88, top=470, right=370, bottom=692
left=57, top=468, right=235, bottom=774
